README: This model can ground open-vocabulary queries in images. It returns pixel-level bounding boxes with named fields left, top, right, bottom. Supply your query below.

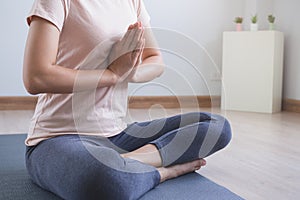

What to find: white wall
left=273, top=0, right=300, bottom=100
left=242, top=0, right=300, bottom=100
left=129, top=0, right=245, bottom=96
left=244, top=0, right=274, bottom=30
left=255, top=0, right=274, bottom=29
left=0, top=0, right=33, bottom=96
left=0, top=0, right=299, bottom=100
left=0, top=0, right=245, bottom=97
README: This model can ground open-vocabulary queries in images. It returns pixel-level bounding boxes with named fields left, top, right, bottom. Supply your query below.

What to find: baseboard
left=3, top=96, right=299, bottom=112
left=283, top=99, right=300, bottom=113
left=0, top=96, right=220, bottom=110
left=0, top=96, right=38, bottom=110
left=128, top=96, right=221, bottom=109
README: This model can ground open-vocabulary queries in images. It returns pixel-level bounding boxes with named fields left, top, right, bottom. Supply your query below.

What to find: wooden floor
left=1, top=108, right=299, bottom=200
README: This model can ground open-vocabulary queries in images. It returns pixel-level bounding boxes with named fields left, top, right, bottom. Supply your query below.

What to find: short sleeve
left=137, top=0, right=151, bottom=26
left=27, top=0, right=70, bottom=32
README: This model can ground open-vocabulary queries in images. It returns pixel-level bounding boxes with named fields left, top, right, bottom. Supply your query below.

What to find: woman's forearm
left=24, top=64, right=118, bottom=94
left=128, top=55, right=164, bottom=83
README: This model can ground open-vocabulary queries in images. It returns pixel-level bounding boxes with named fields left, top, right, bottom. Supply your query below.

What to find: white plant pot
left=269, top=23, right=275, bottom=30
left=250, top=23, right=258, bottom=31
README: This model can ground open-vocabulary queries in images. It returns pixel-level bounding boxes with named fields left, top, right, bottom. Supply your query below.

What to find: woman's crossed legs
left=26, top=112, right=231, bottom=200
left=111, top=112, right=231, bottom=182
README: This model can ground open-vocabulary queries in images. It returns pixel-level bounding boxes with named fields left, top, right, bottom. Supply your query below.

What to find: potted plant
left=268, top=14, right=276, bottom=30
left=250, top=14, right=258, bottom=31
left=234, top=17, right=243, bottom=31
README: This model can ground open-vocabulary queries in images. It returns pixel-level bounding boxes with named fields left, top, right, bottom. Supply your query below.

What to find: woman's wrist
left=127, top=67, right=138, bottom=82
left=106, top=68, right=120, bottom=85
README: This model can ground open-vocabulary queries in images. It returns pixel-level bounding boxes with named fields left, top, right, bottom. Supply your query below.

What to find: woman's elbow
left=154, top=56, right=165, bottom=78
left=23, top=68, right=45, bottom=95
left=23, top=76, right=42, bottom=95
left=157, top=63, right=165, bottom=77
left=152, top=53, right=165, bottom=77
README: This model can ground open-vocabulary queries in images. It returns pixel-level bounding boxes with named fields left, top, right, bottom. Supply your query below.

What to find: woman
left=23, top=0, right=232, bottom=199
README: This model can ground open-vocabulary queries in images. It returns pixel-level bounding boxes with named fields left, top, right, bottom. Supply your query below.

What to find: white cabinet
left=221, top=31, right=284, bottom=113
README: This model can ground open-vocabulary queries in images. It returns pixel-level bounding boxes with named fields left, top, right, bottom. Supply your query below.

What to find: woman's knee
left=74, top=167, right=152, bottom=200
left=213, top=115, right=232, bottom=149
left=69, top=148, right=157, bottom=200
left=27, top=140, right=135, bottom=200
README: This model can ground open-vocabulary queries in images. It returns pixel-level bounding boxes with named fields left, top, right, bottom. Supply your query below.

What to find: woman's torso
left=26, top=0, right=147, bottom=146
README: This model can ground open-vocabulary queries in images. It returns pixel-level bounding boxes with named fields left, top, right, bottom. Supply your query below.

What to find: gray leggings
left=26, top=112, right=232, bottom=200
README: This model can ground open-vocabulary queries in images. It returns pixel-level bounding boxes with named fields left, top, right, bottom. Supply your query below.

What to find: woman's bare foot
left=157, top=159, right=206, bottom=183
left=121, top=144, right=163, bottom=167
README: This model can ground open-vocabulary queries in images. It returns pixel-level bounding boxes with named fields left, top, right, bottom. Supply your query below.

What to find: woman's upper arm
left=23, top=16, right=60, bottom=94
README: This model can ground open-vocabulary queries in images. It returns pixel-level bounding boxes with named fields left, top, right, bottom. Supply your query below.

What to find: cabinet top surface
left=224, top=30, right=283, bottom=34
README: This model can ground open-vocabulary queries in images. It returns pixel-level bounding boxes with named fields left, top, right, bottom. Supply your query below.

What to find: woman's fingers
left=121, top=22, right=138, bottom=49
left=126, top=27, right=143, bottom=51
left=128, top=28, right=144, bottom=52
left=134, top=39, right=145, bottom=67
left=124, top=22, right=139, bottom=40
left=122, top=28, right=134, bottom=47
left=109, top=22, right=144, bottom=68
left=122, top=22, right=144, bottom=52
left=132, top=38, right=145, bottom=67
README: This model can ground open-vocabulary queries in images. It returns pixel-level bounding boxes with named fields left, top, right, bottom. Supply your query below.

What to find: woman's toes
left=200, top=159, right=206, bottom=166
left=158, top=159, right=208, bottom=183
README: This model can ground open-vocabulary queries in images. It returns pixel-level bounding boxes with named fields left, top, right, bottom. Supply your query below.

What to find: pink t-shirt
left=25, top=0, right=150, bottom=146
